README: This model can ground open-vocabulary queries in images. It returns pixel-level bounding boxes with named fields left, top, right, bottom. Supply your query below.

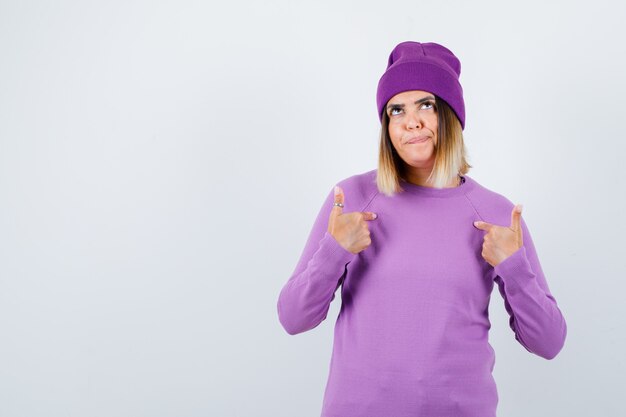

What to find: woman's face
left=386, top=90, right=438, bottom=170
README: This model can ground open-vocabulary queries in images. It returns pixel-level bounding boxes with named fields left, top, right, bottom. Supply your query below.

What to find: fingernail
left=373, top=213, right=378, bottom=219
left=334, top=186, right=340, bottom=195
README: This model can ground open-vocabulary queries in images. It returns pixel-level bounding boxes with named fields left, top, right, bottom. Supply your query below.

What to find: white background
left=1, top=1, right=624, bottom=416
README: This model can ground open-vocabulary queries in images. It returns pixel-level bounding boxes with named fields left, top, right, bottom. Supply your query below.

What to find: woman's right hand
left=327, top=185, right=378, bottom=254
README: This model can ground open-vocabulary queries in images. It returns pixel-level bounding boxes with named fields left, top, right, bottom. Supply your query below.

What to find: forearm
left=495, top=246, right=567, bottom=359
left=277, top=231, right=355, bottom=335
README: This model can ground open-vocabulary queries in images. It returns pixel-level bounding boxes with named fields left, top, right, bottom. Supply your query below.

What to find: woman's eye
left=389, top=101, right=435, bottom=116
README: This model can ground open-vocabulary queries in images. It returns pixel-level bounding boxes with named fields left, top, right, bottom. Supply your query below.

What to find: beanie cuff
left=377, top=61, right=465, bottom=130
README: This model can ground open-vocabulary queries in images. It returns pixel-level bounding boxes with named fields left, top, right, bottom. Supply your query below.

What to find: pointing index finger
left=473, top=220, right=493, bottom=231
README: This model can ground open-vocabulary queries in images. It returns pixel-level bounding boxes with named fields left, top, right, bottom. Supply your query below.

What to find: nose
left=406, top=111, right=422, bottom=130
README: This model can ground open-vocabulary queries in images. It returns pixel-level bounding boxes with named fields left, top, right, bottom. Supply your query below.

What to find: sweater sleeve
left=493, top=216, right=567, bottom=360
left=277, top=186, right=357, bottom=335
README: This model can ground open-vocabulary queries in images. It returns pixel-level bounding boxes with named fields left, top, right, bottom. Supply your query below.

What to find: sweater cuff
left=493, top=246, right=536, bottom=296
left=314, top=231, right=357, bottom=277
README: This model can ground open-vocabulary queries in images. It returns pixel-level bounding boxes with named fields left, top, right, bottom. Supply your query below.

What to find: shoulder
left=333, top=168, right=380, bottom=213
left=464, top=175, right=520, bottom=225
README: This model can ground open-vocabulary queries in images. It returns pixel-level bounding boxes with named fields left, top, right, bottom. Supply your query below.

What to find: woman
left=276, top=41, right=567, bottom=417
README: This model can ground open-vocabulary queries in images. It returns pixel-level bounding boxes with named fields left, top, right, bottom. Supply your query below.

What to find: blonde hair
left=376, top=95, right=472, bottom=197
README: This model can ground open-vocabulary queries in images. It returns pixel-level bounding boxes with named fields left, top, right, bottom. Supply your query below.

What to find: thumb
left=329, top=185, right=344, bottom=221
left=510, top=204, right=523, bottom=244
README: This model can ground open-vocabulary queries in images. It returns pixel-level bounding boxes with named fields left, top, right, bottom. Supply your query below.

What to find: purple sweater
left=277, top=169, right=567, bottom=417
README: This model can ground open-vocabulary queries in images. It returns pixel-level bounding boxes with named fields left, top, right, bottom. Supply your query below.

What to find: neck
left=403, top=171, right=461, bottom=188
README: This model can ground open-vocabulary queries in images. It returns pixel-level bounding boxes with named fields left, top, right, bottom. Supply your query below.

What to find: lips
left=406, top=135, right=429, bottom=144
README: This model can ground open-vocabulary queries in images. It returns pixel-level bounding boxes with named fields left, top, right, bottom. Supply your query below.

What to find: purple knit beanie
left=376, top=41, right=465, bottom=130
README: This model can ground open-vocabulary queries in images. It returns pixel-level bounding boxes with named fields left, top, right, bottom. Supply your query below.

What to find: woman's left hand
left=473, top=204, right=524, bottom=267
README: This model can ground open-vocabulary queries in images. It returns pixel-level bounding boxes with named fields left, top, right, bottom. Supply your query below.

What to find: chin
left=403, top=153, right=435, bottom=164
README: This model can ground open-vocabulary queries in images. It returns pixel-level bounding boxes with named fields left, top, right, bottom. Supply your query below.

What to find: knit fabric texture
left=277, top=169, right=567, bottom=417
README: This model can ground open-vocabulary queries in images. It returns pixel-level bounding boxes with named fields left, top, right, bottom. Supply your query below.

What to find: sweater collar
left=398, top=174, right=476, bottom=198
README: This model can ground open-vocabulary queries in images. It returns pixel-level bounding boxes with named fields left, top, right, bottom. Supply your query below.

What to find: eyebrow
left=386, top=96, right=435, bottom=112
